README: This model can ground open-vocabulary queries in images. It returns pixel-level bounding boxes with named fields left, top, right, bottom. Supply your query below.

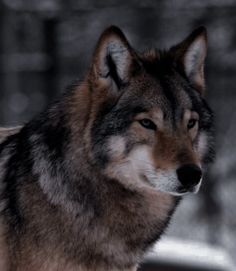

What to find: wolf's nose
left=176, top=164, right=202, bottom=188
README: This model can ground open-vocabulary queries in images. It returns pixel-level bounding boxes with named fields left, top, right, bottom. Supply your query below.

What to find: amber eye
left=138, top=119, right=157, bottom=131
left=187, top=119, right=198, bottom=129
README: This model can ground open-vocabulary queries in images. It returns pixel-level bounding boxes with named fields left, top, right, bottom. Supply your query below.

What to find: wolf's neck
left=10, top=88, right=178, bottom=270
left=5, top=132, right=177, bottom=270
left=13, top=172, right=177, bottom=270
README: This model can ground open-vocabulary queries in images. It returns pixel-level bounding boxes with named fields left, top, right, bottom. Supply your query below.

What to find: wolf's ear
left=91, top=26, right=140, bottom=92
left=171, top=27, right=207, bottom=94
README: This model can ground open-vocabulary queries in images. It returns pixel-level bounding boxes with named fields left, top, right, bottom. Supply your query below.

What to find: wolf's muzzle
left=176, top=164, right=202, bottom=190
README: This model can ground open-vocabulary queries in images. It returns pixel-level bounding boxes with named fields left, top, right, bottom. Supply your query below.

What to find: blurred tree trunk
left=43, top=18, right=59, bottom=102
left=0, top=2, right=4, bottom=124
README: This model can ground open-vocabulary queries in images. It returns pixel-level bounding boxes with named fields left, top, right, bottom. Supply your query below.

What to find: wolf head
left=83, top=26, right=214, bottom=197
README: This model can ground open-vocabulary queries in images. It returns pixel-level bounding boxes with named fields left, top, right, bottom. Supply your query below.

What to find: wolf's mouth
left=177, top=183, right=201, bottom=195
left=140, top=172, right=201, bottom=196
left=177, top=187, right=188, bottom=194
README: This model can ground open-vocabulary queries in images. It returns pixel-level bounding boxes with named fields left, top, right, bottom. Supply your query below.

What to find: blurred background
left=0, top=0, right=236, bottom=270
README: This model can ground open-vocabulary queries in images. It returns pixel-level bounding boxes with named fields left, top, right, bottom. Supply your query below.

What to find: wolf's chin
left=168, top=182, right=202, bottom=196
left=148, top=182, right=202, bottom=197
left=125, top=171, right=202, bottom=196
left=160, top=189, right=194, bottom=197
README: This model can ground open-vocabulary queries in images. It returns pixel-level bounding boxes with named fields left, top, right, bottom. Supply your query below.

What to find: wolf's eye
left=187, top=119, right=198, bottom=129
left=139, top=119, right=157, bottom=130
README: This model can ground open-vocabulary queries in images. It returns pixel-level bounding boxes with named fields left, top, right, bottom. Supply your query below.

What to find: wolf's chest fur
left=0, top=25, right=213, bottom=271
left=0, top=158, right=176, bottom=270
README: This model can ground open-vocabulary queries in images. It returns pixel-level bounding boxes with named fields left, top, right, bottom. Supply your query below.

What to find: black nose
left=176, top=164, right=202, bottom=188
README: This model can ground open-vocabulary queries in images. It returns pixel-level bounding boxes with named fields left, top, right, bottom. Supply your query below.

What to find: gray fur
left=0, top=26, right=213, bottom=271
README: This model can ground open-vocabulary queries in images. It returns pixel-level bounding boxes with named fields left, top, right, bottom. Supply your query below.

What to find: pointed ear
left=171, top=27, right=207, bottom=95
left=91, top=26, right=139, bottom=91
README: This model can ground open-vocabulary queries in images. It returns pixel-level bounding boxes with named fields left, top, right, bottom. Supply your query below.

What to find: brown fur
left=0, top=26, right=213, bottom=271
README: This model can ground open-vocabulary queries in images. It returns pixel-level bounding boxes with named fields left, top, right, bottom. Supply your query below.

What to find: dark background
left=0, top=0, right=235, bottom=268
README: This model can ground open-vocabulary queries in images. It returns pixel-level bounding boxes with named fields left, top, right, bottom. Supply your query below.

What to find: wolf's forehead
left=139, top=75, right=193, bottom=119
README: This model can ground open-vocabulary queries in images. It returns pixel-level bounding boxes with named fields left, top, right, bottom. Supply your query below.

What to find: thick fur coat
left=0, top=26, right=214, bottom=271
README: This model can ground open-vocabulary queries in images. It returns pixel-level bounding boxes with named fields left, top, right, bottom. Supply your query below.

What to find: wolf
left=0, top=26, right=214, bottom=271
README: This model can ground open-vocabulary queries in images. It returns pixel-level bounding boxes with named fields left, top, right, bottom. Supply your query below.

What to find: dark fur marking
left=1, top=129, right=33, bottom=232
left=141, top=53, right=186, bottom=126
left=42, top=119, right=70, bottom=166
left=91, top=101, right=148, bottom=167
left=26, top=103, right=71, bottom=167
left=106, top=54, right=124, bottom=89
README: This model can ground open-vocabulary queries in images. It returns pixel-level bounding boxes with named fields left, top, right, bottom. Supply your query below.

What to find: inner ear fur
left=171, top=26, right=208, bottom=95
left=91, top=26, right=140, bottom=91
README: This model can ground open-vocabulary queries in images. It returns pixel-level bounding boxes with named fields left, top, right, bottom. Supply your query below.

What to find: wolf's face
left=88, top=27, right=213, bottom=196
